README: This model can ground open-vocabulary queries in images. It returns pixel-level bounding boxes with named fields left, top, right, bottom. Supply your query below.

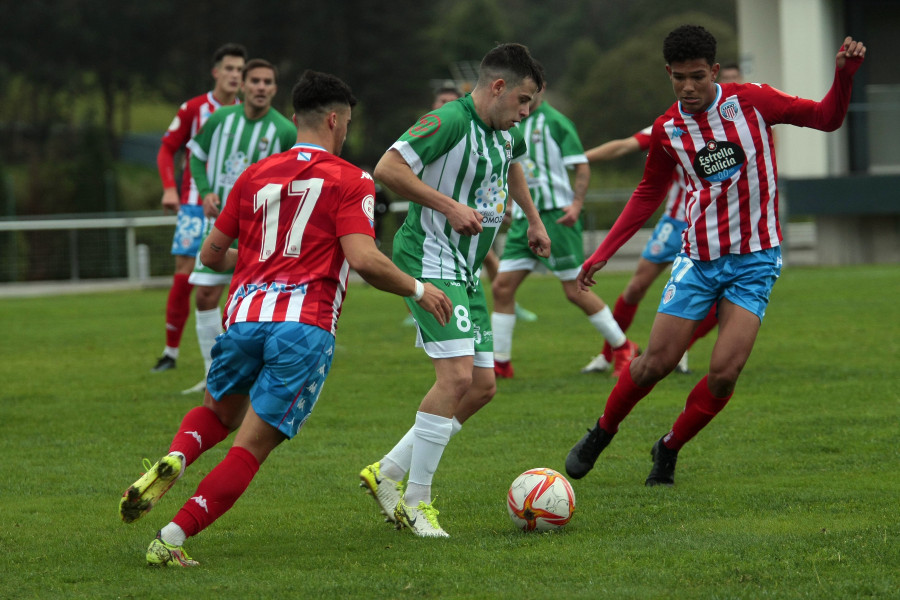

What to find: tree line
left=0, top=0, right=736, bottom=213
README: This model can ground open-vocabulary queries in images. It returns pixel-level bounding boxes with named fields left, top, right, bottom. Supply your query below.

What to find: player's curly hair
left=663, top=25, right=717, bottom=66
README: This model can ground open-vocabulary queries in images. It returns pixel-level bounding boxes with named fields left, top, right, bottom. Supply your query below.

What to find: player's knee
left=447, top=373, right=474, bottom=400
left=491, top=278, right=514, bottom=303
left=479, top=378, right=497, bottom=403
left=195, top=288, right=219, bottom=310
left=707, top=367, right=740, bottom=397
left=563, top=285, right=582, bottom=304
left=622, top=281, right=648, bottom=304
left=631, top=353, right=672, bottom=385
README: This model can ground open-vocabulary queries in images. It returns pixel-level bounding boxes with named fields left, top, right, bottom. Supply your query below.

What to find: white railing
left=0, top=200, right=818, bottom=289
left=0, top=213, right=176, bottom=283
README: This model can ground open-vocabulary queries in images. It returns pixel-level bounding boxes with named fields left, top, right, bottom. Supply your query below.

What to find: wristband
left=407, top=279, right=425, bottom=302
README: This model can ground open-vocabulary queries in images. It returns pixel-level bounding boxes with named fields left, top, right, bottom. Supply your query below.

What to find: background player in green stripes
left=490, top=70, right=639, bottom=380
left=360, top=43, right=550, bottom=537
left=184, top=59, right=297, bottom=394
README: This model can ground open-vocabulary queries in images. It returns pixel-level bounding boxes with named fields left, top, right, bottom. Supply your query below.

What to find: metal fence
left=0, top=212, right=176, bottom=283
left=0, top=193, right=818, bottom=286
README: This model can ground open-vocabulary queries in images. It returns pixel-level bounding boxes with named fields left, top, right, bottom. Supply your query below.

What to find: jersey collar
left=679, top=84, right=723, bottom=117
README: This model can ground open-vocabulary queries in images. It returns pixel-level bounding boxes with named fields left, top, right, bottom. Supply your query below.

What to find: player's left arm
left=199, top=226, right=237, bottom=272
left=557, top=161, right=590, bottom=227
left=760, top=36, right=866, bottom=131
left=199, top=169, right=245, bottom=271
left=508, top=162, right=550, bottom=258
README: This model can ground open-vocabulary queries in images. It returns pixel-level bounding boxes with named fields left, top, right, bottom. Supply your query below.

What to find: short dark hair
left=533, top=60, right=547, bottom=91
left=478, top=43, right=544, bottom=91
left=212, top=43, right=248, bottom=65
left=663, top=25, right=717, bottom=66
left=292, top=70, right=357, bottom=120
left=434, top=84, right=462, bottom=99
left=242, top=58, right=278, bottom=82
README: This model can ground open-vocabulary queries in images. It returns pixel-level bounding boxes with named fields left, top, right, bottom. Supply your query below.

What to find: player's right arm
left=374, top=149, right=482, bottom=235
left=156, top=142, right=180, bottom=212
left=157, top=101, right=195, bottom=213
left=340, top=233, right=452, bottom=326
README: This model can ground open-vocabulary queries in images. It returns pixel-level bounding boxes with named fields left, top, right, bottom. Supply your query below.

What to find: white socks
left=405, top=411, right=453, bottom=506
left=588, top=306, right=626, bottom=348
left=491, top=312, right=517, bottom=361
left=159, top=522, right=187, bottom=547
left=381, top=428, right=416, bottom=481
left=195, top=308, right=222, bottom=375
left=163, top=346, right=180, bottom=360
left=382, top=415, right=462, bottom=504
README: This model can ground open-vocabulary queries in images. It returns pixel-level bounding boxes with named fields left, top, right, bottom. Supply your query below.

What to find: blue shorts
left=657, top=248, right=782, bottom=322
left=206, top=321, right=334, bottom=439
left=170, top=204, right=205, bottom=257
left=641, top=215, right=688, bottom=264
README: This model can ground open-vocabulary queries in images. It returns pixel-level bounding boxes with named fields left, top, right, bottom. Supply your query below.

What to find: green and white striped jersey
left=512, top=101, right=587, bottom=219
left=391, top=95, right=527, bottom=284
left=187, top=104, right=296, bottom=204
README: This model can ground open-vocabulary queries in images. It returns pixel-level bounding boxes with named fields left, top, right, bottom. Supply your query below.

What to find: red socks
left=172, top=446, right=260, bottom=538
left=165, top=273, right=193, bottom=349
left=598, top=363, right=655, bottom=434
left=169, top=406, right=231, bottom=467
left=666, top=375, right=732, bottom=450
left=602, top=296, right=639, bottom=361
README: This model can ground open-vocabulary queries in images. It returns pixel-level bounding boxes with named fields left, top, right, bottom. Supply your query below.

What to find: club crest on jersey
left=408, top=114, right=441, bottom=138
left=719, top=100, right=740, bottom=122
left=692, top=140, right=746, bottom=182
left=258, top=137, right=270, bottom=153
left=504, top=141, right=513, bottom=160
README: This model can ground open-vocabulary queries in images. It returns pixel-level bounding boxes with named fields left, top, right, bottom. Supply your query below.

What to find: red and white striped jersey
left=650, top=82, right=782, bottom=259
left=214, top=144, right=377, bottom=334
left=158, top=92, right=240, bottom=205
left=634, top=127, right=688, bottom=222
left=589, top=66, right=857, bottom=265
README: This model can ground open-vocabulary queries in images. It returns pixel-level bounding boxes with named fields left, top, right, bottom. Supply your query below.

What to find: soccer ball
left=507, top=467, right=576, bottom=532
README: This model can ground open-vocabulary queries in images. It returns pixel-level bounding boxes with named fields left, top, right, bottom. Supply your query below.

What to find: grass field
left=1, top=265, right=897, bottom=599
